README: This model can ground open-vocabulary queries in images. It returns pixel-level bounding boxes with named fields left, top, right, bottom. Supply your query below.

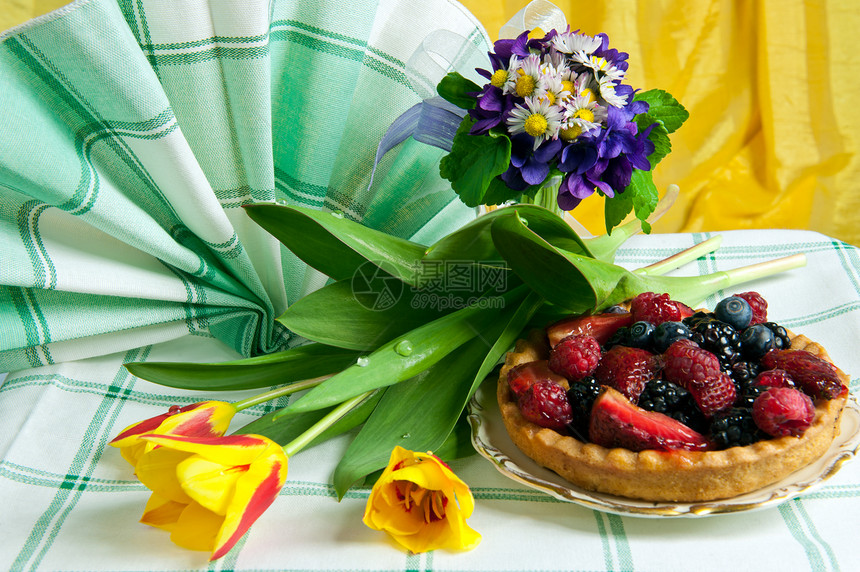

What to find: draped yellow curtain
left=3, top=0, right=859, bottom=245
left=461, top=0, right=860, bottom=245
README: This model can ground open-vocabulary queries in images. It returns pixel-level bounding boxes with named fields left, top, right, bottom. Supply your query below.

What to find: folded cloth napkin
left=0, top=0, right=489, bottom=372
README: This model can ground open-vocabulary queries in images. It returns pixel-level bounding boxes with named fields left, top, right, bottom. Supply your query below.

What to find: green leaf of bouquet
left=603, top=192, right=634, bottom=237
left=279, top=276, right=474, bottom=351
left=490, top=213, right=600, bottom=312
left=423, top=204, right=594, bottom=268
left=629, top=170, right=660, bottom=234
left=234, top=389, right=384, bottom=447
left=275, top=285, right=528, bottom=418
left=243, top=203, right=425, bottom=286
left=482, top=176, right=522, bottom=206
left=124, top=343, right=362, bottom=391
left=635, top=112, right=672, bottom=167
left=436, top=72, right=480, bottom=110
left=439, top=117, right=512, bottom=207
left=633, top=89, right=690, bottom=133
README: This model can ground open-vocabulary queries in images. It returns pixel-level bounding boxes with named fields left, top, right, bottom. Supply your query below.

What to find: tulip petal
left=140, top=492, right=185, bottom=532
left=365, top=494, right=424, bottom=536
left=161, top=401, right=236, bottom=438
left=210, top=443, right=288, bottom=561
left=135, top=447, right=194, bottom=504
left=176, top=456, right=246, bottom=515
left=170, top=501, right=225, bottom=553
left=141, top=433, right=272, bottom=466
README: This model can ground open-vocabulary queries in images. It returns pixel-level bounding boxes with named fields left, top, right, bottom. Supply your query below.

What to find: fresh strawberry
left=752, top=387, right=815, bottom=437
left=546, top=312, right=633, bottom=347
left=761, top=349, right=846, bottom=399
left=734, top=291, right=768, bottom=325
left=549, top=334, right=602, bottom=381
left=507, top=360, right=568, bottom=398
left=593, top=345, right=661, bottom=403
left=518, top=380, right=573, bottom=430
left=588, top=387, right=711, bottom=451
left=630, top=292, right=694, bottom=325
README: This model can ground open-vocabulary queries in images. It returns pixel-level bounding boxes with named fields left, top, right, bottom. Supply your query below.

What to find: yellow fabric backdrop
left=3, top=0, right=859, bottom=245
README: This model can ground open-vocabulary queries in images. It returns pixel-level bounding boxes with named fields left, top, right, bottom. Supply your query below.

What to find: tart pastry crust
left=498, top=330, right=849, bottom=502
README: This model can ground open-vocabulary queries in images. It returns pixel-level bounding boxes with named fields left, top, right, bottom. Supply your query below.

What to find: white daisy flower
left=535, top=70, right=570, bottom=106
left=571, top=51, right=626, bottom=84
left=507, top=96, right=563, bottom=149
left=505, top=54, right=543, bottom=99
left=559, top=94, right=606, bottom=141
left=551, top=31, right=602, bottom=55
left=596, top=75, right=629, bottom=107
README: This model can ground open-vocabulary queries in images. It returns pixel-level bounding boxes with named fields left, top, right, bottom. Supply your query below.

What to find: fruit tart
left=498, top=291, right=850, bottom=502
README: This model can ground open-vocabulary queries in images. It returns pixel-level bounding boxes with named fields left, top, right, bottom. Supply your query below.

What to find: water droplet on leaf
left=394, top=340, right=413, bottom=356
left=356, top=356, right=369, bottom=367
left=330, top=210, right=344, bottom=219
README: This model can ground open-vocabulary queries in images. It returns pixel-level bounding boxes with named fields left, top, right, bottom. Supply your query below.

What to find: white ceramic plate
left=468, top=378, right=860, bottom=517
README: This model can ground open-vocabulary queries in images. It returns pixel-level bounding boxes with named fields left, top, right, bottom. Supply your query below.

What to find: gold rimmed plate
left=467, top=378, right=860, bottom=517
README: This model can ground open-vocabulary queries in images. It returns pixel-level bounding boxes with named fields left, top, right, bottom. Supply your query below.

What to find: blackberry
left=735, top=384, right=767, bottom=409
left=638, top=379, right=708, bottom=433
left=710, top=408, right=764, bottom=449
left=730, top=360, right=762, bottom=391
left=566, top=377, right=602, bottom=441
left=689, top=318, right=742, bottom=372
left=683, top=311, right=713, bottom=329
left=763, top=322, right=791, bottom=350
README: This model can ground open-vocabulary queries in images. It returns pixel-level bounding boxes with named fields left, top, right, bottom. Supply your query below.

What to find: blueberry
left=653, top=321, right=692, bottom=353
left=627, top=321, right=655, bottom=349
left=715, top=296, right=753, bottom=330
left=604, top=305, right=628, bottom=314
left=740, top=323, right=775, bottom=359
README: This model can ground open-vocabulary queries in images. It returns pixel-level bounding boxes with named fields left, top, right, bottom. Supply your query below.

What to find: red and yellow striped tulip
left=134, top=433, right=288, bottom=560
left=109, top=401, right=236, bottom=468
left=363, top=446, right=481, bottom=553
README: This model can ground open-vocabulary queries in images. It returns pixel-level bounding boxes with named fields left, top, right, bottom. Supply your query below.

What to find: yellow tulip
left=363, top=446, right=481, bottom=553
left=109, top=401, right=236, bottom=468
left=134, top=433, right=289, bottom=561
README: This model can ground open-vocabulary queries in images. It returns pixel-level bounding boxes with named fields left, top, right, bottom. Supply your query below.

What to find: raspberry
left=753, top=369, right=795, bottom=389
left=686, top=372, right=737, bottom=417
left=662, top=340, right=722, bottom=388
left=734, top=291, right=768, bottom=325
left=631, top=292, right=694, bottom=325
left=761, top=349, right=845, bottom=399
left=549, top=334, right=602, bottom=381
left=517, top=380, right=573, bottom=430
left=593, top=345, right=661, bottom=403
left=752, top=387, right=815, bottom=437
left=507, top=360, right=568, bottom=397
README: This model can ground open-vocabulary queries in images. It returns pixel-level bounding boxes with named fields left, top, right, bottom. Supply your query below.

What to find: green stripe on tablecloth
left=593, top=510, right=634, bottom=571
left=833, top=239, right=860, bottom=297
left=594, top=510, right=614, bottom=570
left=12, top=346, right=149, bottom=570
left=0, top=460, right=143, bottom=491
left=17, top=201, right=54, bottom=290
left=779, top=499, right=837, bottom=572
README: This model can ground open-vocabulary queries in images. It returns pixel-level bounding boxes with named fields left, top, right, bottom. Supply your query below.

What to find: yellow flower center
left=561, top=80, right=575, bottom=96
left=490, top=69, right=508, bottom=88
left=515, top=73, right=537, bottom=97
left=580, top=88, right=595, bottom=103
left=572, top=108, right=595, bottom=123
left=524, top=113, right=549, bottom=137
left=395, top=480, right=448, bottom=523
left=560, top=126, right=582, bottom=141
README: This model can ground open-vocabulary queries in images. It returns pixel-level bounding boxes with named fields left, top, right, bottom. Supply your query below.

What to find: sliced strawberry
left=546, top=312, right=634, bottom=348
left=589, top=387, right=711, bottom=451
left=761, top=349, right=846, bottom=399
left=507, top=360, right=568, bottom=397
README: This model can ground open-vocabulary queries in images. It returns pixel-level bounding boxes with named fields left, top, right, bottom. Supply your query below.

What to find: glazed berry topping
left=589, top=387, right=711, bottom=452
left=710, top=408, right=763, bottom=448
left=566, top=377, right=602, bottom=441
left=593, top=345, right=662, bottom=403
left=652, top=321, right=693, bottom=353
left=752, top=387, right=815, bottom=437
left=546, top=312, right=634, bottom=348
left=507, top=360, right=568, bottom=397
left=739, top=323, right=776, bottom=360
left=763, top=322, right=791, bottom=350
left=517, top=380, right=574, bottom=430
left=631, top=292, right=694, bottom=325
left=753, top=369, right=795, bottom=389
left=715, top=296, right=753, bottom=330
left=761, top=349, right=845, bottom=399
left=734, top=291, right=768, bottom=325
left=662, top=339, right=722, bottom=389
left=639, top=379, right=707, bottom=432
left=686, top=372, right=737, bottom=418
left=549, top=334, right=602, bottom=381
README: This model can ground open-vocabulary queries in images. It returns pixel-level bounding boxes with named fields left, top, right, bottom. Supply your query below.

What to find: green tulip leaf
left=436, top=72, right=480, bottom=110
left=124, top=343, right=362, bottom=391
left=243, top=203, right=426, bottom=285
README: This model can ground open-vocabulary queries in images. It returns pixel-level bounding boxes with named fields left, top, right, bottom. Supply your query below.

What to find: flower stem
left=282, top=390, right=375, bottom=458
left=634, top=235, right=723, bottom=276
left=233, top=377, right=328, bottom=411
